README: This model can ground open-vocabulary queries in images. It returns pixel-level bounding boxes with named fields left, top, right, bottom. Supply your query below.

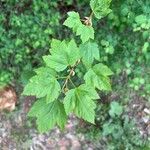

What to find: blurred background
left=0, top=0, right=150, bottom=149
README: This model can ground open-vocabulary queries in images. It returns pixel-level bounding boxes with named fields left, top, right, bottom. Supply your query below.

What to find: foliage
left=109, top=101, right=123, bottom=117
left=101, top=103, right=143, bottom=150
left=23, top=67, right=60, bottom=103
left=96, top=0, right=150, bottom=100
left=0, top=0, right=60, bottom=87
left=28, top=98, right=67, bottom=132
left=79, top=41, right=100, bottom=68
left=43, top=39, right=80, bottom=72
left=1, top=0, right=150, bottom=149
left=23, top=0, right=113, bottom=132
left=64, top=84, right=99, bottom=123
left=102, top=116, right=146, bottom=150
left=64, top=11, right=94, bottom=43
left=90, top=0, right=112, bottom=19
left=84, top=63, right=113, bottom=90
left=81, top=102, right=149, bottom=150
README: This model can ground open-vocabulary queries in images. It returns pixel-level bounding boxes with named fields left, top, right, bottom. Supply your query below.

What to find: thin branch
left=61, top=60, right=80, bottom=93
left=89, top=12, right=94, bottom=19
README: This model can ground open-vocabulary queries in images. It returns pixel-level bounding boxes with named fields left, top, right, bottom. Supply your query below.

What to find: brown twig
left=62, top=60, right=80, bottom=93
left=81, top=12, right=93, bottom=26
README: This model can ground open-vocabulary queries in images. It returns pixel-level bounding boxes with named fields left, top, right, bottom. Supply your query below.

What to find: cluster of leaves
left=80, top=1, right=150, bottom=148
left=95, top=0, right=150, bottom=100
left=81, top=101, right=149, bottom=150
left=102, top=102, right=145, bottom=150
left=0, top=0, right=63, bottom=87
left=1, top=0, right=150, bottom=149
left=23, top=0, right=113, bottom=132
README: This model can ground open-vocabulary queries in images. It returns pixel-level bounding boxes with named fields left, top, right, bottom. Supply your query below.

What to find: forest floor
left=0, top=93, right=150, bottom=150
left=0, top=96, right=97, bottom=150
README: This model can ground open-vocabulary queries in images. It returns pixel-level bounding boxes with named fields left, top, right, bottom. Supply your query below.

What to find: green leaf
left=28, top=99, right=67, bottom=133
left=64, top=84, right=99, bottom=123
left=76, top=24, right=94, bottom=43
left=50, top=39, right=62, bottom=54
left=102, top=122, right=115, bottom=136
left=142, top=42, right=149, bottom=54
left=43, top=55, right=68, bottom=72
left=64, top=11, right=94, bottom=43
left=135, top=15, right=147, bottom=24
left=20, top=69, right=35, bottom=86
left=43, top=39, right=80, bottom=72
left=63, top=11, right=81, bottom=32
left=34, top=67, right=57, bottom=77
left=90, top=0, right=112, bottom=19
left=80, top=41, right=100, bottom=68
left=103, top=122, right=123, bottom=138
left=109, top=101, right=123, bottom=117
left=84, top=63, right=113, bottom=91
left=23, top=69, right=61, bottom=103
